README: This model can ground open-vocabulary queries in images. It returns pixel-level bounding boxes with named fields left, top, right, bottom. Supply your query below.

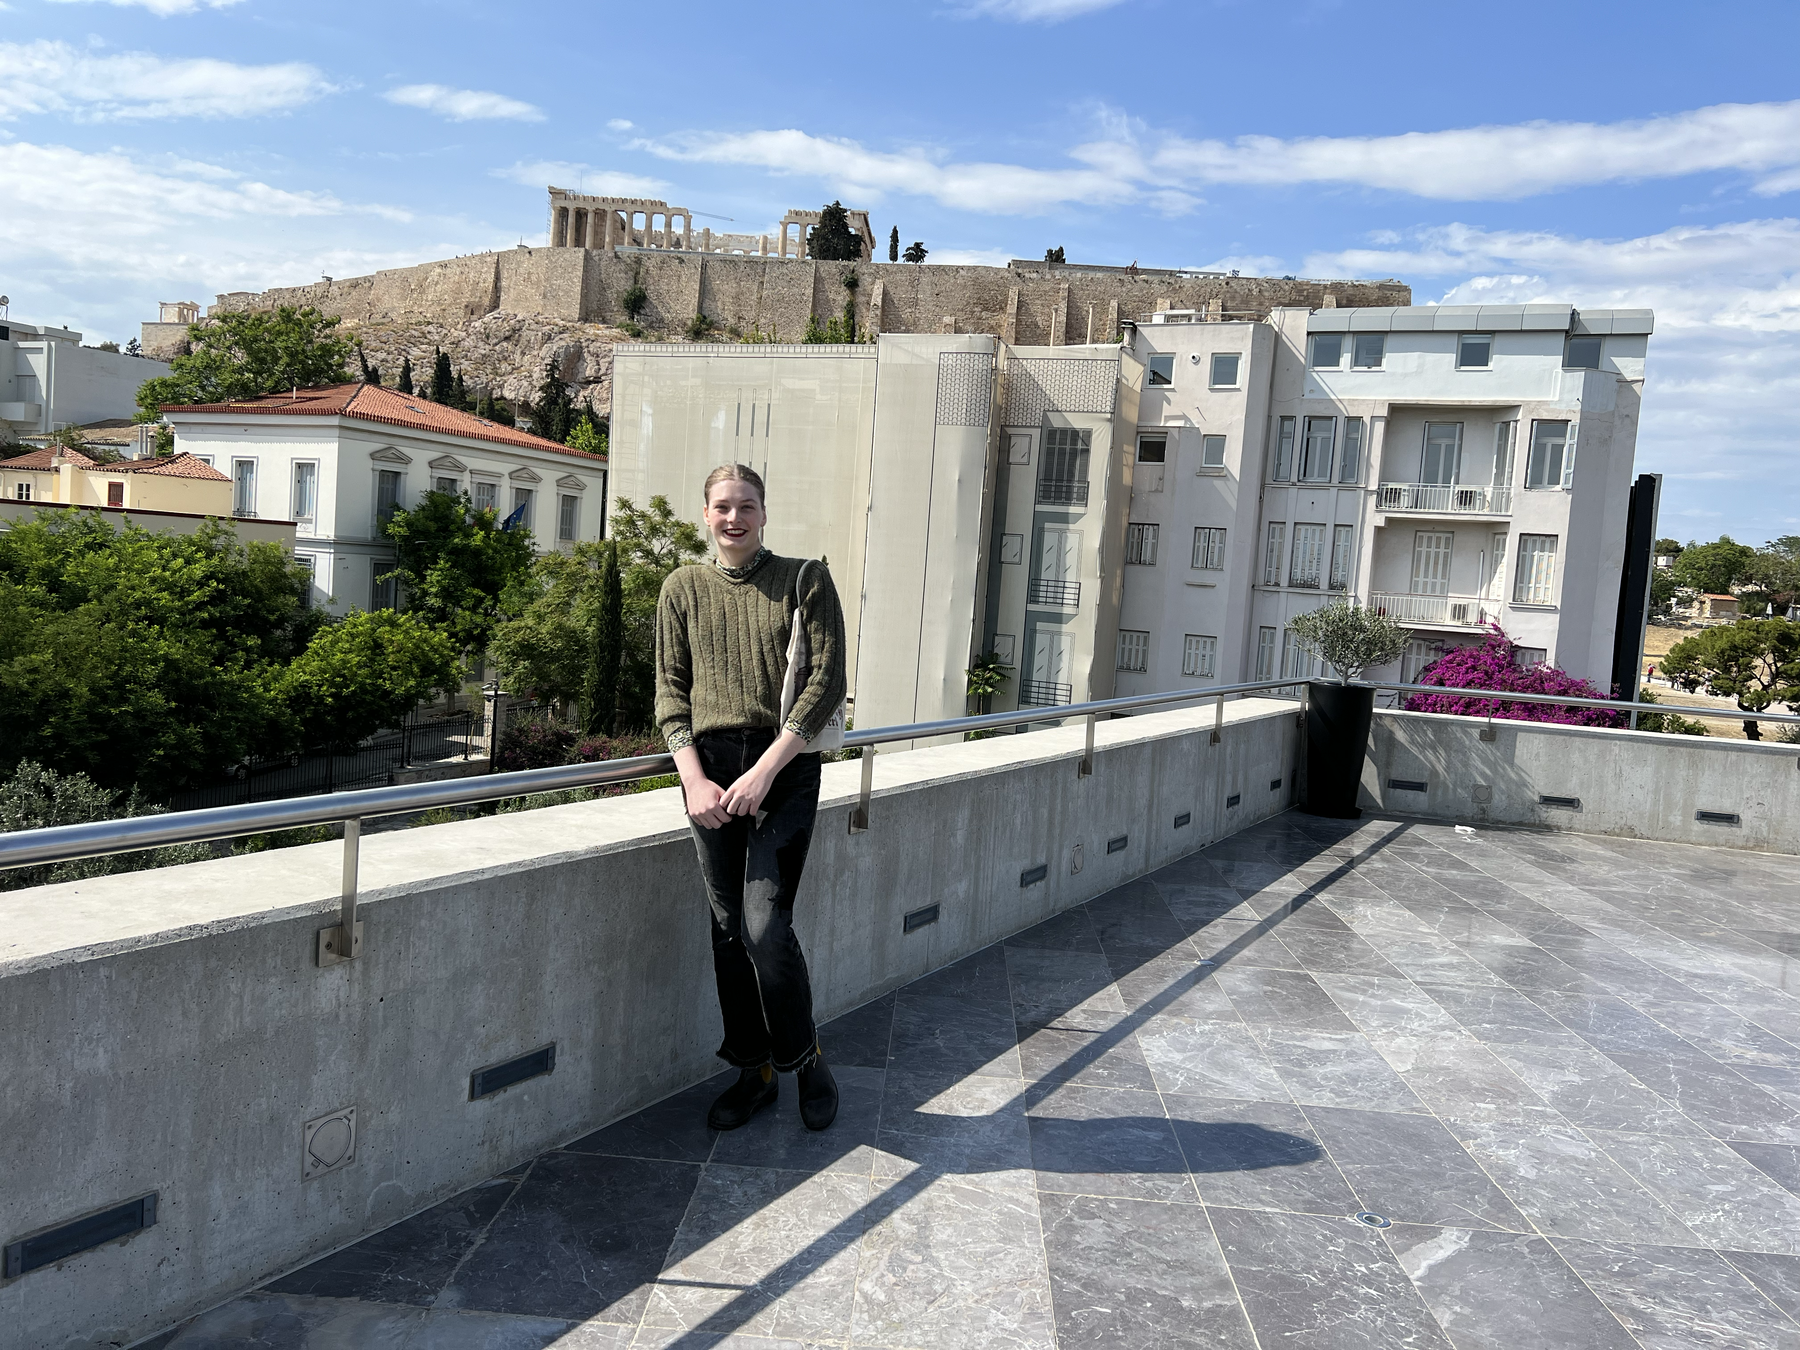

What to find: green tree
left=566, top=409, right=607, bottom=456
left=1045, top=246, right=1066, bottom=264
left=888, top=226, right=900, bottom=263
left=431, top=347, right=454, bottom=405
left=1649, top=568, right=1679, bottom=616
left=584, top=540, right=624, bottom=734
left=1670, top=535, right=1756, bottom=597
left=902, top=240, right=928, bottom=264
left=1653, top=537, right=1682, bottom=558
left=398, top=354, right=414, bottom=395
left=966, top=651, right=1014, bottom=715
left=612, top=495, right=707, bottom=729
left=275, top=610, right=458, bottom=750
left=1662, top=618, right=1800, bottom=740
left=0, top=761, right=211, bottom=891
left=133, top=306, right=352, bottom=420
left=807, top=201, right=864, bottom=261
left=1746, top=535, right=1800, bottom=614
left=356, top=343, right=383, bottom=387
left=488, top=547, right=599, bottom=712
left=0, top=514, right=317, bottom=796
left=453, top=370, right=469, bottom=410
left=530, top=358, right=575, bottom=443
left=1286, top=599, right=1410, bottom=681
left=382, top=490, right=536, bottom=662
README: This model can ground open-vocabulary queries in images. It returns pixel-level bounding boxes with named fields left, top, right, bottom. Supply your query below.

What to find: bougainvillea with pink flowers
left=1405, top=625, right=1625, bottom=727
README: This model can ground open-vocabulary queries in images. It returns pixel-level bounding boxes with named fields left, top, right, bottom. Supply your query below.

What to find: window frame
left=1192, top=526, right=1226, bottom=571
left=510, top=485, right=536, bottom=533
left=1182, top=633, right=1218, bottom=679
left=1351, top=333, right=1385, bottom=369
left=1288, top=522, right=1327, bottom=589
left=1136, top=432, right=1168, bottom=464
left=1339, top=418, right=1365, bottom=483
left=1116, top=629, right=1150, bottom=673
left=1145, top=354, right=1175, bottom=387
left=1564, top=335, right=1603, bottom=370
left=1329, top=524, right=1354, bottom=591
left=232, top=457, right=258, bottom=518
left=1199, top=434, right=1227, bottom=470
left=1456, top=333, right=1494, bottom=369
left=373, top=468, right=403, bottom=533
left=1524, top=420, right=1571, bottom=490
left=1309, top=334, right=1344, bottom=369
left=557, top=492, right=580, bottom=542
left=472, top=479, right=499, bottom=515
left=1263, top=521, right=1287, bottom=586
left=1209, top=352, right=1242, bottom=389
left=1300, top=416, right=1336, bottom=482
left=1256, top=626, right=1277, bottom=681
left=1513, top=533, right=1559, bottom=607
left=292, top=460, right=319, bottom=523
left=1271, top=416, right=1295, bottom=482
left=1124, top=522, right=1159, bottom=566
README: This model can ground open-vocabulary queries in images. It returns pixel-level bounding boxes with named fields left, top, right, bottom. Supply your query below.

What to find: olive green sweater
left=655, top=552, right=847, bottom=751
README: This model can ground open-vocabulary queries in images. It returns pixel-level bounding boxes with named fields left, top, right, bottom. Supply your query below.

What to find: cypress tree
left=453, top=370, right=468, bottom=409
left=888, top=226, right=900, bottom=263
left=397, top=355, right=414, bottom=395
left=431, top=347, right=454, bottom=405
left=583, top=540, right=623, bottom=735
left=531, top=358, right=574, bottom=442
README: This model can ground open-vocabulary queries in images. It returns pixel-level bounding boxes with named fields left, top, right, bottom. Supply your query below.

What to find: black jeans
left=688, top=729, right=822, bottom=1073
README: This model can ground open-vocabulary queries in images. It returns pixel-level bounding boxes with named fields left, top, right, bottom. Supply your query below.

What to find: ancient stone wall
left=201, top=249, right=1411, bottom=415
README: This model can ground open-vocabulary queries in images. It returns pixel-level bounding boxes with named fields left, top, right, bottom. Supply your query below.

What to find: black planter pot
left=1302, top=680, right=1375, bottom=819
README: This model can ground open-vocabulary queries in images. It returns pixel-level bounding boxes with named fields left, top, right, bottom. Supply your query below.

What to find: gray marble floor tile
left=1257, top=1027, right=1429, bottom=1112
left=164, top=1293, right=424, bottom=1349
left=1554, top=1238, right=1800, bottom=1350
left=896, top=944, right=1012, bottom=1007
left=709, top=1066, right=884, bottom=1176
left=1165, top=1095, right=1357, bottom=1216
left=1025, top=1084, right=1197, bottom=1204
left=1417, top=982, right=1587, bottom=1046
left=851, top=1172, right=1056, bottom=1350
left=1485, top=1041, right=1707, bottom=1137
left=630, top=1330, right=829, bottom=1349
left=1313, top=974, right=1464, bottom=1041
left=1529, top=991, right=1710, bottom=1062
left=1722, top=1250, right=1800, bottom=1321
left=1730, top=1140, right=1800, bottom=1196
left=407, top=1308, right=610, bottom=1349
left=1261, top=925, right=1408, bottom=979
left=1208, top=1206, right=1455, bottom=1349
left=1017, top=1023, right=1159, bottom=1092
left=1605, top=1052, right=1800, bottom=1144
left=875, top=1067, right=1031, bottom=1178
left=439, top=1152, right=701, bottom=1322
left=1634, top=998, right=1800, bottom=1070
left=1587, top=1129, right=1800, bottom=1254
left=1369, top=935, right=1510, bottom=987
left=818, top=995, right=896, bottom=1069
left=1369, top=1032, right=1550, bottom=1124
left=885, top=992, right=1020, bottom=1080
left=1003, top=907, right=1104, bottom=954
left=265, top=1174, right=520, bottom=1305
left=639, top=1165, right=868, bottom=1344
left=1109, top=954, right=1241, bottom=1022
left=1214, top=967, right=1362, bottom=1032
left=1449, top=1114, right=1700, bottom=1246
left=1303, top=1106, right=1528, bottom=1232
left=1086, top=889, right=1193, bottom=955
left=1135, top=1016, right=1289, bottom=1101
left=1384, top=1225, right=1637, bottom=1350
left=1037, top=1192, right=1255, bottom=1348
left=1004, top=947, right=1126, bottom=1030
left=567, top=1076, right=731, bottom=1164
left=1189, top=917, right=1304, bottom=970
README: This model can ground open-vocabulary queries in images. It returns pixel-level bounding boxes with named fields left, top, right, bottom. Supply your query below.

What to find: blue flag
left=501, top=502, right=528, bottom=532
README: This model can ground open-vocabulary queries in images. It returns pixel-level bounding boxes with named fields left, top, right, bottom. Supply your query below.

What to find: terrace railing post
left=318, top=817, right=363, bottom=967
left=1211, top=693, right=1225, bottom=745
left=849, top=746, right=875, bottom=834
left=1079, top=713, right=1095, bottom=778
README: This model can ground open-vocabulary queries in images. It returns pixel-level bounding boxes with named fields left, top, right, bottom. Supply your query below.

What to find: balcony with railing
left=1035, top=478, right=1089, bottom=507
left=1026, top=577, right=1081, bottom=608
left=1376, top=482, right=1513, bottom=515
left=1370, top=590, right=1501, bottom=628
left=1018, top=677, right=1074, bottom=706
left=11, top=685, right=1800, bottom=1350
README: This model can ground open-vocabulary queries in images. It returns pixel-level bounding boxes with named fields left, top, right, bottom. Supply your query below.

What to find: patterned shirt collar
left=712, top=545, right=771, bottom=581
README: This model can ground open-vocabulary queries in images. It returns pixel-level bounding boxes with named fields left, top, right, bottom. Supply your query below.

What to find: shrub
left=494, top=716, right=577, bottom=772
left=0, top=760, right=211, bottom=891
left=1405, top=626, right=1625, bottom=727
left=1634, top=689, right=1710, bottom=736
left=685, top=313, right=716, bottom=341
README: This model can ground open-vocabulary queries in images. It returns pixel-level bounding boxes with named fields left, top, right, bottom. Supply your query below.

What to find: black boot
left=707, top=1063, right=777, bottom=1131
left=797, top=1055, right=838, bottom=1132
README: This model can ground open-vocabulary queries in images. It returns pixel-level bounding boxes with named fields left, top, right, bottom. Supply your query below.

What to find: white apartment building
left=161, top=382, right=608, bottom=612
left=1, top=320, right=171, bottom=439
left=1117, top=303, right=1649, bottom=695
left=611, top=303, right=1648, bottom=733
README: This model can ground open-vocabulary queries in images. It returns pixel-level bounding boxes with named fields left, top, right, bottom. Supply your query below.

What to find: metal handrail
left=4, top=674, right=1794, bottom=965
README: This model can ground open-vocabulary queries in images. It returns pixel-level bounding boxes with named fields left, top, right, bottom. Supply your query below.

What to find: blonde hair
left=703, top=463, right=766, bottom=507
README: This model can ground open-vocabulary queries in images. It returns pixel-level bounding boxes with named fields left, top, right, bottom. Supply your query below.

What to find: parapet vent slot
left=1226, top=793, right=1242, bottom=808
left=1696, top=810, right=1741, bottom=826
left=1173, top=812, right=1192, bottom=828
left=1020, top=864, right=1049, bottom=887
left=903, top=904, right=940, bottom=934
left=1106, top=835, right=1128, bottom=855
left=1539, top=795, right=1582, bottom=810
left=1388, top=779, right=1428, bottom=793
left=1270, top=778, right=1283, bottom=791
left=470, top=1043, right=556, bottom=1101
left=4, top=1193, right=156, bottom=1278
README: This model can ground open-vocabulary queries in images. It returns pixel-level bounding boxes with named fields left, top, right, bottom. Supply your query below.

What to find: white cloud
left=493, top=161, right=671, bottom=196
left=949, top=0, right=1128, bottom=19
left=0, top=41, right=333, bottom=121
left=47, top=0, right=243, bottom=13
left=384, top=84, right=543, bottom=123
left=1186, top=254, right=1284, bottom=277
left=1148, top=99, right=1800, bottom=201
left=636, top=128, right=1136, bottom=215
left=607, top=118, right=634, bottom=131
left=926, top=247, right=1017, bottom=267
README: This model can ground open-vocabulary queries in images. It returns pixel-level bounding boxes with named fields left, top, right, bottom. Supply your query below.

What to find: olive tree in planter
left=1286, top=600, right=1409, bottom=819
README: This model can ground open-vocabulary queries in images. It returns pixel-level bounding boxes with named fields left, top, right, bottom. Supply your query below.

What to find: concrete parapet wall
left=1363, top=708, right=1800, bottom=853
left=0, top=700, right=1300, bottom=1348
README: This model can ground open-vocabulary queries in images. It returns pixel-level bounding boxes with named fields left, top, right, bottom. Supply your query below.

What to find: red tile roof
left=106, top=452, right=229, bottom=481
left=0, top=446, right=98, bottom=470
left=161, top=383, right=604, bottom=461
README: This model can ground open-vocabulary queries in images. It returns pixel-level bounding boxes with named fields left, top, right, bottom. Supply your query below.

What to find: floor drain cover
left=1354, top=1211, right=1392, bottom=1229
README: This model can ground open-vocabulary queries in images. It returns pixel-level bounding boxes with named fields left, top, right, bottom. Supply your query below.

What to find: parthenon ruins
left=547, top=188, right=873, bottom=261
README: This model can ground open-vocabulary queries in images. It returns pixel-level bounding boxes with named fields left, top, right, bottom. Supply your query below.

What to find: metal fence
left=168, top=710, right=476, bottom=812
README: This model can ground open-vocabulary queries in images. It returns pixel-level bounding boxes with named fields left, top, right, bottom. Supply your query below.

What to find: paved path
left=150, top=813, right=1800, bottom=1348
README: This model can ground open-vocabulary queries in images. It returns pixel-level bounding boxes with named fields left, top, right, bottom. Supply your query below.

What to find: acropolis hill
left=144, top=190, right=1411, bottom=417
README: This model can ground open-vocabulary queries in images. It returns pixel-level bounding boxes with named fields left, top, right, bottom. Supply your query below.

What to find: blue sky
left=4, top=0, right=1799, bottom=544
